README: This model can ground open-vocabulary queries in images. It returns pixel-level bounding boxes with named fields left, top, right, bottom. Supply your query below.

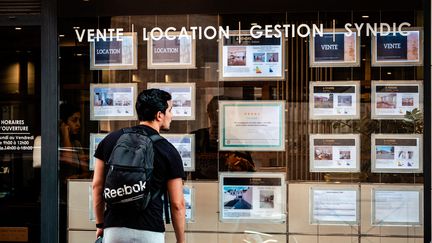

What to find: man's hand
left=96, top=228, right=103, bottom=238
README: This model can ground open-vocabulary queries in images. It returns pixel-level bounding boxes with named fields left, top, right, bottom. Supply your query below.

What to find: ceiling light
left=362, top=15, right=369, bottom=18
left=73, top=26, right=80, bottom=30
left=15, top=27, right=22, bottom=30
left=59, top=34, right=65, bottom=37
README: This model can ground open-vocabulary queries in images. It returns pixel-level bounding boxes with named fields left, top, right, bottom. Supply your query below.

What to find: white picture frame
left=89, top=133, right=108, bottom=171
left=371, top=134, right=423, bottom=173
left=309, top=134, right=360, bottom=173
left=309, top=29, right=360, bottom=67
left=147, top=82, right=196, bottom=120
left=147, top=31, right=196, bottom=69
left=310, top=187, right=359, bottom=225
left=371, top=27, right=423, bottom=66
left=90, top=32, right=138, bottom=70
left=371, top=80, right=423, bottom=120
left=219, top=172, right=286, bottom=223
left=218, top=100, right=285, bottom=151
left=372, top=186, right=423, bottom=226
left=309, top=81, right=360, bottom=120
left=162, top=133, right=195, bottom=172
left=218, top=30, right=285, bottom=81
left=90, top=83, right=138, bottom=121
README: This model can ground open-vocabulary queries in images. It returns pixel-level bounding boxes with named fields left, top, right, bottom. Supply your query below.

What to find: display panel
left=218, top=31, right=285, bottom=81
left=90, top=32, right=138, bottom=70
left=219, top=172, right=286, bottom=223
left=184, top=185, right=194, bottom=222
left=219, top=101, right=285, bottom=151
left=371, top=134, right=423, bottom=173
left=371, top=28, right=423, bottom=66
left=88, top=185, right=95, bottom=222
left=90, top=83, right=138, bottom=120
left=371, top=80, right=423, bottom=120
left=147, top=82, right=196, bottom=120
left=309, top=81, right=360, bottom=120
left=309, top=134, right=360, bottom=172
left=89, top=133, right=108, bottom=171
left=310, top=187, right=359, bottom=225
left=372, top=187, right=423, bottom=226
left=147, top=31, right=196, bottom=69
left=309, top=29, right=360, bottom=67
left=163, top=134, right=195, bottom=172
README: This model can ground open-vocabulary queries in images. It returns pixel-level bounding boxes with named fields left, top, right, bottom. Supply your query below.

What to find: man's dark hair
left=136, top=89, right=172, bottom=121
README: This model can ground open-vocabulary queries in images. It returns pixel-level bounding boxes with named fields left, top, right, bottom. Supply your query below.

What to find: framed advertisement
left=89, top=133, right=108, bottom=171
left=163, top=134, right=195, bottom=172
left=372, top=187, right=423, bottom=226
left=88, top=185, right=95, bottom=221
left=219, top=100, right=285, bottom=151
left=90, top=83, right=138, bottom=121
left=371, top=80, right=423, bottom=120
left=147, top=82, right=196, bottom=120
left=147, top=31, right=196, bottom=69
left=184, top=185, right=195, bottom=222
left=309, top=134, right=360, bottom=172
left=309, top=81, right=360, bottom=120
left=218, top=30, right=285, bottom=81
left=309, top=29, right=360, bottom=67
left=371, top=27, right=423, bottom=66
left=219, top=172, right=286, bottom=223
left=371, top=134, right=423, bottom=173
left=310, top=187, right=359, bottom=225
left=90, top=32, right=138, bottom=70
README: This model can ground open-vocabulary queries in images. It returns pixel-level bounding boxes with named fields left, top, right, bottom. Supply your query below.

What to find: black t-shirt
left=94, top=125, right=184, bottom=232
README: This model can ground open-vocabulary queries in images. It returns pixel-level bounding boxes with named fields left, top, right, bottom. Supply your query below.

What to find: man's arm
left=167, top=178, right=185, bottom=243
left=92, top=158, right=105, bottom=238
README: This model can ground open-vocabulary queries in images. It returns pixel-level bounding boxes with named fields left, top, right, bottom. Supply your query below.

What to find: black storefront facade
left=0, top=0, right=430, bottom=242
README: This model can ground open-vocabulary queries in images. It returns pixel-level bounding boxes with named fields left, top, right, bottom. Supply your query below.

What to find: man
left=92, top=89, right=185, bottom=243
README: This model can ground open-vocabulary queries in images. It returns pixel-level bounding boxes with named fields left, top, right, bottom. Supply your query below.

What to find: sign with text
left=371, top=28, right=423, bottom=66
left=310, top=29, right=360, bottom=67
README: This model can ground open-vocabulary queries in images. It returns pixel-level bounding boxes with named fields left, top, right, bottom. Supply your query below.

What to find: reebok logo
left=104, top=181, right=146, bottom=199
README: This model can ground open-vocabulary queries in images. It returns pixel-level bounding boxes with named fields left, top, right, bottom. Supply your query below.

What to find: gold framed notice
left=219, top=172, right=286, bottom=223
left=219, top=100, right=285, bottom=151
left=309, top=81, right=360, bottom=120
left=89, top=133, right=108, bottom=171
left=309, top=134, right=360, bottom=173
left=147, top=31, right=196, bottom=69
left=309, top=29, right=360, bottom=67
left=372, top=186, right=423, bottom=226
left=218, top=30, right=285, bottom=81
left=371, top=27, right=423, bottom=66
left=310, top=187, right=359, bottom=225
left=371, top=80, right=423, bottom=120
left=162, top=133, right=195, bottom=172
left=90, top=32, right=138, bottom=70
left=147, top=82, right=196, bottom=120
left=371, top=134, right=423, bottom=173
left=90, top=83, right=138, bottom=121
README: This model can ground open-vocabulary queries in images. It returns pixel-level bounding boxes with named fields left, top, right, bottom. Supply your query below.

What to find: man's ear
left=155, top=111, right=163, bottom=121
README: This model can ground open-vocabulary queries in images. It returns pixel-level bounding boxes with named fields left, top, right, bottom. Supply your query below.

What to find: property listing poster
left=88, top=185, right=95, bottom=221
left=219, top=101, right=285, bottom=151
left=147, top=83, right=195, bottom=120
left=310, top=82, right=359, bottom=119
left=372, top=81, right=421, bottom=119
left=373, top=30, right=422, bottom=66
left=310, top=135, right=359, bottom=172
left=164, top=134, right=195, bottom=171
left=90, top=84, right=137, bottom=120
left=151, top=36, right=192, bottom=65
left=373, top=188, right=422, bottom=225
left=184, top=186, right=193, bottom=222
left=220, top=173, right=285, bottom=222
left=89, top=133, right=108, bottom=171
left=312, top=31, right=357, bottom=65
left=91, top=33, right=136, bottom=69
left=310, top=188, right=358, bottom=225
left=221, top=34, right=283, bottom=80
left=372, top=135, right=422, bottom=173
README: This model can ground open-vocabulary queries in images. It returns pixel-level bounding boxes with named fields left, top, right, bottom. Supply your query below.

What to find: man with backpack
left=92, top=89, right=185, bottom=243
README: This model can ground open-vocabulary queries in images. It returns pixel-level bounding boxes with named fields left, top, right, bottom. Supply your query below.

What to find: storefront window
left=59, top=11, right=426, bottom=242
left=0, top=26, right=41, bottom=242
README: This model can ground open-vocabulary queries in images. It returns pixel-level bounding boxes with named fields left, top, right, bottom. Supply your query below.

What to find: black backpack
left=103, top=127, right=163, bottom=210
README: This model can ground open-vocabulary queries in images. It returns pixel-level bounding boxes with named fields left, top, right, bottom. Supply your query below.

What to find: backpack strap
left=122, top=127, right=164, bottom=144
left=163, top=191, right=171, bottom=224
